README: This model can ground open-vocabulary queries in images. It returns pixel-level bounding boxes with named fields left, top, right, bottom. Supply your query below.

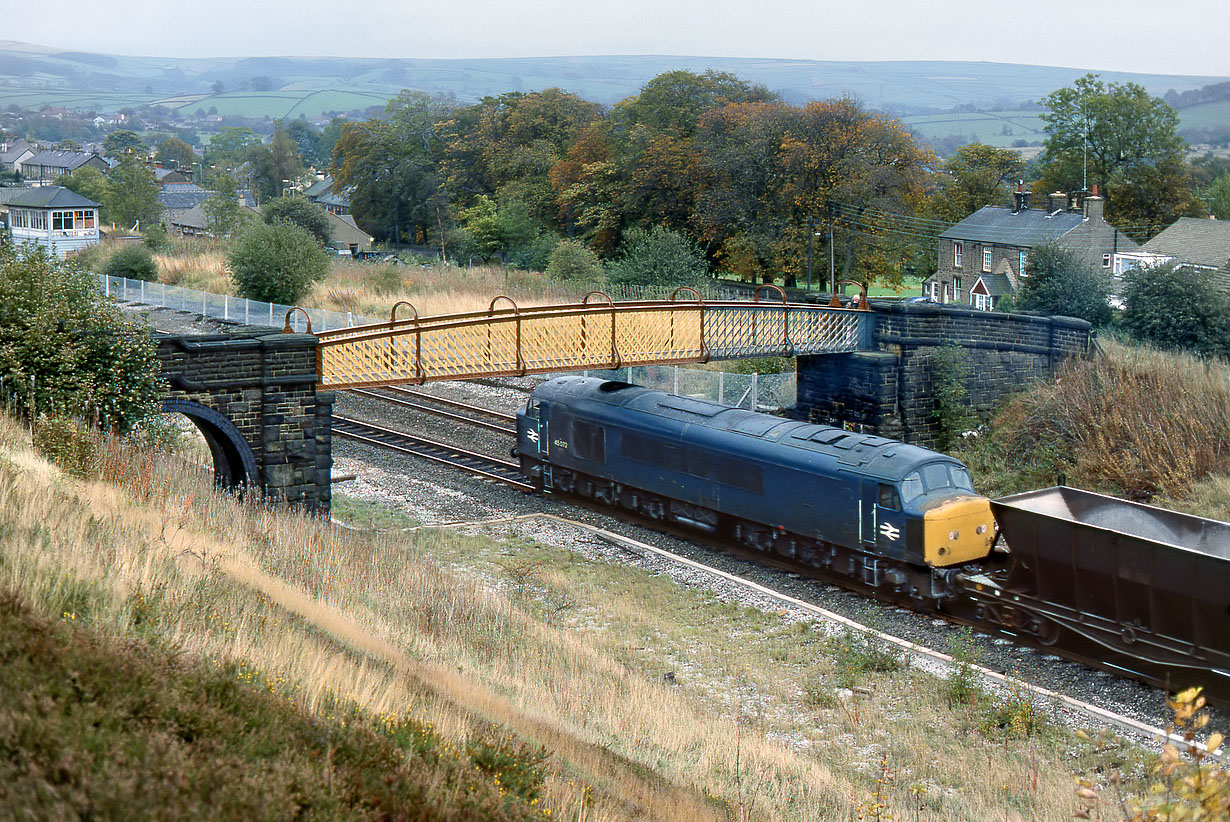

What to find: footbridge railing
left=308, top=286, right=872, bottom=389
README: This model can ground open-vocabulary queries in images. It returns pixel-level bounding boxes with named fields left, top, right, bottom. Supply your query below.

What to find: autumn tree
left=931, top=143, right=1026, bottom=221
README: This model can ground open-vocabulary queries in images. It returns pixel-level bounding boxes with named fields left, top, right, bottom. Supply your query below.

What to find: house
left=157, top=183, right=212, bottom=226
left=167, top=200, right=260, bottom=236
left=323, top=211, right=373, bottom=255
left=0, top=139, right=35, bottom=173
left=154, top=167, right=192, bottom=185
left=0, top=185, right=101, bottom=258
left=304, top=175, right=351, bottom=216
left=1113, top=217, right=1230, bottom=291
left=925, top=188, right=1137, bottom=310
left=17, top=149, right=109, bottom=185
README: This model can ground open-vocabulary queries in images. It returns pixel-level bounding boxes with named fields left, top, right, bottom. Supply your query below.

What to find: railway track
left=348, top=387, right=517, bottom=434
left=331, top=414, right=533, bottom=491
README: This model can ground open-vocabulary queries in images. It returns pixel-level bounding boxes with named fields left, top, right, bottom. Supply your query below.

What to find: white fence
left=100, top=273, right=798, bottom=410
left=98, top=273, right=376, bottom=333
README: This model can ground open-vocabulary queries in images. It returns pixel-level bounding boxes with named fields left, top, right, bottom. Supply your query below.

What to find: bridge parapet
left=314, top=292, right=869, bottom=389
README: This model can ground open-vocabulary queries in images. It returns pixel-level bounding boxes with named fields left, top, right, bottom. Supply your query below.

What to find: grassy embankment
left=955, top=338, right=1230, bottom=520
left=0, top=408, right=1166, bottom=821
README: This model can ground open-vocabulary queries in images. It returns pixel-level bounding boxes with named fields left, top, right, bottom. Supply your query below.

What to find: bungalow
left=924, top=188, right=1137, bottom=310
left=0, top=185, right=101, bottom=258
left=1114, top=216, right=1230, bottom=293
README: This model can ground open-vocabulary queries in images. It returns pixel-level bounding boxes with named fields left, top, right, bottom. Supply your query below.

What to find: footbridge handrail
left=310, top=295, right=868, bottom=389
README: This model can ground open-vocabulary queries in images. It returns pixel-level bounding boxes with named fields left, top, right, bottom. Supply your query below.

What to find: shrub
left=228, top=221, right=329, bottom=305
left=142, top=222, right=170, bottom=252
left=507, top=230, right=558, bottom=271
left=1121, top=262, right=1230, bottom=358
left=607, top=225, right=710, bottom=288
left=261, top=196, right=332, bottom=247
left=0, top=243, right=161, bottom=432
left=931, top=344, right=976, bottom=451
left=545, top=239, right=605, bottom=281
left=32, top=417, right=98, bottom=477
left=1015, top=242, right=1112, bottom=326
left=828, top=628, right=902, bottom=688
left=102, top=244, right=158, bottom=282
left=944, top=628, right=983, bottom=707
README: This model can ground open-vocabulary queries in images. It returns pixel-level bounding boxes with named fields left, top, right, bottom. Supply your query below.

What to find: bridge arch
left=161, top=399, right=258, bottom=489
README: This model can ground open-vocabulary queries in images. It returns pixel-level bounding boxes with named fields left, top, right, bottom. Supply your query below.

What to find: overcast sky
left=14, top=0, right=1230, bottom=78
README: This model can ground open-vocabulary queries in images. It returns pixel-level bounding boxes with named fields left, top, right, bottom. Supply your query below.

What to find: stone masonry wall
left=157, top=332, right=332, bottom=514
left=797, top=302, right=1093, bottom=448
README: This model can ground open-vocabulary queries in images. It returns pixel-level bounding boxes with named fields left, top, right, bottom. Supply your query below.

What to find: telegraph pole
left=806, top=214, right=814, bottom=294
left=826, top=200, right=836, bottom=296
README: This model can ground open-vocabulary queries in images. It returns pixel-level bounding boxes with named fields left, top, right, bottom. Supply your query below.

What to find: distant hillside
left=0, top=40, right=1226, bottom=118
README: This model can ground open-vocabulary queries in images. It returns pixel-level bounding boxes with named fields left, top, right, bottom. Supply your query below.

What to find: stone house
left=0, top=185, right=101, bottom=258
left=924, top=188, right=1137, bottom=310
left=0, top=139, right=35, bottom=174
left=17, top=149, right=109, bottom=185
left=1113, top=217, right=1230, bottom=292
left=304, top=176, right=351, bottom=216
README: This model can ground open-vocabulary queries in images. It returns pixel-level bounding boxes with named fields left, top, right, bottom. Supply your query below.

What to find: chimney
left=1048, top=191, right=1068, bottom=213
left=1012, top=180, right=1025, bottom=213
left=1084, top=187, right=1105, bottom=222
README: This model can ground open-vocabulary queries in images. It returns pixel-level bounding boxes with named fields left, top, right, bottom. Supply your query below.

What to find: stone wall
left=157, top=331, right=332, bottom=514
left=797, top=302, right=1093, bottom=447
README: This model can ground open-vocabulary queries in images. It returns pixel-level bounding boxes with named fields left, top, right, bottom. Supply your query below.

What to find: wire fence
left=100, top=272, right=799, bottom=410
left=578, top=365, right=796, bottom=412
left=98, top=273, right=377, bottom=332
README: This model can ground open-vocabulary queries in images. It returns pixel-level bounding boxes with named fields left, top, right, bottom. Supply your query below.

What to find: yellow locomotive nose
left=924, top=496, right=995, bottom=566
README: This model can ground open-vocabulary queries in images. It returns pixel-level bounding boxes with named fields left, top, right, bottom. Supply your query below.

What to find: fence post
left=245, top=299, right=250, bottom=325
left=224, top=295, right=229, bottom=321
left=140, top=279, right=145, bottom=303
left=269, top=303, right=273, bottom=326
left=673, top=365, right=679, bottom=395
left=718, top=371, right=725, bottom=405
left=347, top=311, right=353, bottom=327
left=105, top=275, right=109, bottom=298
left=750, top=372, right=758, bottom=411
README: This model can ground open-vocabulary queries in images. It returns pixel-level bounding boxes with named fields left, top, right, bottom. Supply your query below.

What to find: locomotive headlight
left=976, top=524, right=987, bottom=534
left=949, top=530, right=959, bottom=540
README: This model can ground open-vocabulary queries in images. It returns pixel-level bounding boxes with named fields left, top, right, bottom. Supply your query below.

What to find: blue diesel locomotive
left=516, top=376, right=997, bottom=600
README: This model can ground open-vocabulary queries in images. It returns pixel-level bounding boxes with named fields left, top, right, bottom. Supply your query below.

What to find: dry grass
left=963, top=340, right=1230, bottom=504
left=0, top=414, right=1160, bottom=820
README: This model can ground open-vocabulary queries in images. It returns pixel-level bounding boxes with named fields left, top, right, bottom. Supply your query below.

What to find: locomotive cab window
left=572, top=420, right=606, bottom=463
left=878, top=483, right=901, bottom=510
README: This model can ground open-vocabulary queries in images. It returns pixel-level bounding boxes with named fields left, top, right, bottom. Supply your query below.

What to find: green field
left=1178, top=100, right=1230, bottom=130
left=898, top=110, right=1047, bottom=146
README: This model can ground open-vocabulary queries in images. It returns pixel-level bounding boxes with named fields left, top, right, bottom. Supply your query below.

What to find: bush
left=828, top=628, right=903, bottom=688
left=1121, top=262, right=1230, bottom=358
left=1015, top=242, right=1112, bottom=326
left=507, top=231, right=558, bottom=271
left=944, top=628, right=982, bottom=707
left=931, top=344, right=976, bottom=450
left=32, top=417, right=98, bottom=478
left=228, top=221, right=329, bottom=305
left=142, top=223, right=170, bottom=252
left=0, top=243, right=161, bottom=433
left=545, top=239, right=605, bottom=281
left=101, top=244, right=158, bottom=282
left=607, top=225, right=710, bottom=288
left=261, top=197, right=332, bottom=247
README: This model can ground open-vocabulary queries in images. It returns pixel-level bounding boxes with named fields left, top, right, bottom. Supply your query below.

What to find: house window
left=954, top=242, right=963, bottom=268
left=1019, top=251, right=1028, bottom=274
left=952, top=276, right=961, bottom=291
left=1102, top=254, right=1111, bottom=268
left=52, top=211, right=74, bottom=231
left=982, top=248, right=993, bottom=272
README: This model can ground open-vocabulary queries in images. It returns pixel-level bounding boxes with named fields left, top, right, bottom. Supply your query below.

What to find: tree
left=932, top=143, right=1026, bottom=222
left=205, top=126, right=261, bottom=171
left=0, top=243, right=161, bottom=432
left=106, top=156, right=161, bottom=230
left=203, top=172, right=251, bottom=237
left=620, top=70, right=777, bottom=137
left=1014, top=242, right=1112, bottom=326
left=545, top=239, right=604, bottom=281
left=55, top=166, right=111, bottom=221
left=262, top=196, right=331, bottom=246
left=1121, top=262, right=1230, bottom=357
left=102, top=129, right=147, bottom=157
left=607, top=225, right=709, bottom=288
left=155, top=137, right=195, bottom=171
left=228, top=221, right=329, bottom=304
left=1037, top=74, right=1193, bottom=227
left=1208, top=173, right=1230, bottom=219
left=102, top=245, right=159, bottom=282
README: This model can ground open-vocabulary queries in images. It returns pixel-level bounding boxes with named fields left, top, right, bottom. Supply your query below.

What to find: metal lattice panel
left=315, top=300, right=866, bottom=389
